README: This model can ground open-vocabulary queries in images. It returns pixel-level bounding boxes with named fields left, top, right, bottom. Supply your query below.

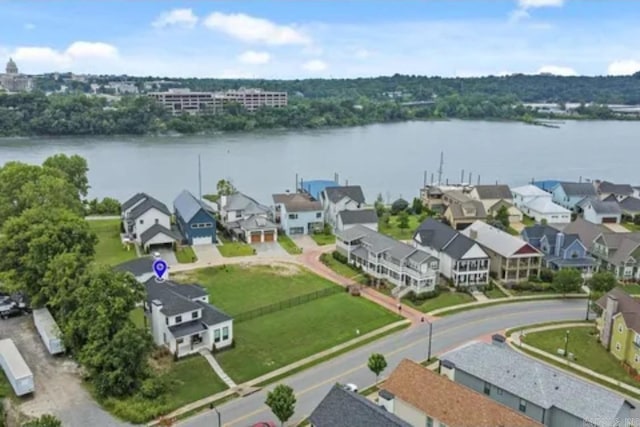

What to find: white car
left=343, top=383, right=358, bottom=393
left=152, top=251, right=161, bottom=258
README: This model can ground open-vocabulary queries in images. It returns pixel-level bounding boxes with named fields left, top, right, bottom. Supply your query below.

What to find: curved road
left=180, top=299, right=589, bottom=427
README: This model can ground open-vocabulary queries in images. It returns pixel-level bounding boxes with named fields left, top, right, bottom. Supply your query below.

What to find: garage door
left=250, top=232, right=262, bottom=243
left=264, top=231, right=275, bottom=242
left=192, top=236, right=212, bottom=245
left=289, top=227, right=304, bottom=235
left=602, top=217, right=618, bottom=224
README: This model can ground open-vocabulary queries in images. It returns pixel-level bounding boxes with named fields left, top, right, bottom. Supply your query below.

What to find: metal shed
left=0, top=338, right=34, bottom=396
left=33, top=307, right=65, bottom=355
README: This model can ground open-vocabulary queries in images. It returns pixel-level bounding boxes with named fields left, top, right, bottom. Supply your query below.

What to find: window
left=192, top=311, right=198, bottom=319
left=483, top=382, right=491, bottom=395
left=176, top=338, right=184, bottom=344
left=155, top=218, right=159, bottom=224
left=497, top=387, right=504, bottom=395
left=616, top=343, right=622, bottom=351
left=139, top=219, right=144, bottom=224
left=288, top=214, right=298, bottom=219
left=165, top=318, right=168, bottom=325
left=316, top=212, right=322, bottom=218
left=426, top=417, right=433, bottom=427
left=222, top=326, right=229, bottom=340
left=519, top=399, right=527, bottom=412
left=175, top=315, right=182, bottom=323
left=214, top=329, right=221, bottom=343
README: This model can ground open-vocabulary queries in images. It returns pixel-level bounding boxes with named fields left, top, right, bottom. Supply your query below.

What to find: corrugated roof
left=0, top=338, right=32, bottom=379
left=338, top=209, right=378, bottom=225
left=383, top=359, right=542, bottom=427
left=441, top=341, right=632, bottom=424
left=174, top=190, right=215, bottom=223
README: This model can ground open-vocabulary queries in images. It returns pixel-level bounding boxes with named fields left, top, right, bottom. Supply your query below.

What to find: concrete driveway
left=155, top=247, right=178, bottom=265
left=253, top=242, right=288, bottom=257
left=193, top=244, right=222, bottom=264
left=1, top=315, right=128, bottom=426
left=291, top=235, right=319, bottom=251
left=604, top=223, right=630, bottom=233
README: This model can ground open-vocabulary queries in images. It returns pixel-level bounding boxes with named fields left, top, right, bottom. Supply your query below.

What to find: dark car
left=0, top=305, right=24, bottom=319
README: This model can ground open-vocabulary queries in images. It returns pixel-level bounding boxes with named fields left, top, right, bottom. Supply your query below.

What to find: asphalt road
left=179, top=299, right=589, bottom=427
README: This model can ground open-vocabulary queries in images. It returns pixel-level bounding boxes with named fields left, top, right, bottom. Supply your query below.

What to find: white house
left=144, top=278, right=233, bottom=358
left=413, top=218, right=491, bottom=287
left=511, top=185, right=571, bottom=224
left=320, top=185, right=367, bottom=228
left=579, top=197, right=622, bottom=225
left=336, top=209, right=378, bottom=232
left=272, top=192, right=324, bottom=235
left=336, top=225, right=439, bottom=295
left=121, top=193, right=180, bottom=252
left=219, top=192, right=278, bottom=243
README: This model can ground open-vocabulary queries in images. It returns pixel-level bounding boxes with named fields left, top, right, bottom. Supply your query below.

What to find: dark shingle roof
left=414, top=218, right=484, bottom=260
left=129, top=196, right=171, bottom=219
left=595, top=288, right=640, bottom=332
left=620, top=197, right=640, bottom=214
left=448, top=201, right=487, bottom=219
left=583, top=198, right=622, bottom=215
left=324, top=186, right=366, bottom=204
left=309, top=384, right=410, bottom=427
left=557, top=182, right=597, bottom=197
left=169, top=320, right=207, bottom=338
left=174, top=190, right=215, bottom=223
left=473, top=185, right=513, bottom=200
left=122, top=192, right=150, bottom=211
left=114, top=257, right=154, bottom=277
left=198, top=301, right=232, bottom=325
left=144, top=278, right=208, bottom=316
left=598, top=181, right=633, bottom=196
left=140, top=224, right=181, bottom=245
left=338, top=209, right=378, bottom=225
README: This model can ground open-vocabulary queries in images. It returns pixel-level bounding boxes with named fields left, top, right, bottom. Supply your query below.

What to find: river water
left=0, top=120, right=637, bottom=206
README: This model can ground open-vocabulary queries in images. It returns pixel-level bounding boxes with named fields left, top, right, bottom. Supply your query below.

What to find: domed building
left=0, top=58, right=32, bottom=92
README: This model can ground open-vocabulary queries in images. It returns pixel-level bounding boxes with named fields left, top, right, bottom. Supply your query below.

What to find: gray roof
left=414, top=218, right=485, bottom=260
left=620, top=197, right=640, bottom=214
left=473, top=185, right=513, bottom=200
left=140, top=224, right=181, bottom=245
left=448, top=200, right=487, bottom=219
left=338, top=209, right=378, bottom=225
left=238, top=214, right=277, bottom=231
left=598, top=181, right=633, bottom=196
left=272, top=193, right=322, bottom=212
left=223, top=192, right=270, bottom=215
left=337, top=225, right=371, bottom=242
left=198, top=301, right=232, bottom=325
left=129, top=196, right=171, bottom=219
left=442, top=341, right=633, bottom=424
left=168, top=319, right=207, bottom=338
left=523, top=224, right=583, bottom=252
left=557, top=182, right=597, bottom=197
left=309, top=384, right=410, bottom=427
left=174, top=190, right=215, bottom=223
left=580, top=197, right=622, bottom=215
left=549, top=218, right=607, bottom=251
left=122, top=192, right=150, bottom=211
left=145, top=278, right=208, bottom=316
left=114, top=257, right=155, bottom=277
left=324, top=186, right=366, bottom=204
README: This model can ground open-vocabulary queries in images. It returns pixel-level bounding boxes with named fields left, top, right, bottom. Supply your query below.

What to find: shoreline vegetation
left=3, top=72, right=640, bottom=137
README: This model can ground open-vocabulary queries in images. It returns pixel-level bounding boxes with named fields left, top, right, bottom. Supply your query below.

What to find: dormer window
left=175, top=315, right=182, bottom=324
left=192, top=311, right=198, bottom=319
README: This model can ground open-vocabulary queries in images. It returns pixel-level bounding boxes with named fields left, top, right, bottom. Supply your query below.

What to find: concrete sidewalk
left=429, top=293, right=588, bottom=316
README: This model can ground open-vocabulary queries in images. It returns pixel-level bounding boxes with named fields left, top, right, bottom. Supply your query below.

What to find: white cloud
left=12, top=47, right=68, bottom=66
left=302, top=59, right=328, bottom=72
left=24, top=23, right=35, bottom=31
left=607, top=60, right=640, bottom=76
left=518, top=0, right=564, bottom=8
left=11, top=42, right=119, bottom=72
left=237, top=50, right=271, bottom=65
left=354, top=49, right=373, bottom=59
left=509, top=9, right=530, bottom=23
left=537, top=65, right=577, bottom=76
left=203, top=12, right=310, bottom=45
left=152, top=9, right=198, bottom=29
left=66, top=41, right=118, bottom=59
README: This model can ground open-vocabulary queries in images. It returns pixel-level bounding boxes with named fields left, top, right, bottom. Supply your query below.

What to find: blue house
left=532, top=180, right=562, bottom=193
left=173, top=190, right=217, bottom=245
left=521, top=224, right=595, bottom=276
left=551, top=182, right=597, bottom=212
left=300, top=180, right=338, bottom=200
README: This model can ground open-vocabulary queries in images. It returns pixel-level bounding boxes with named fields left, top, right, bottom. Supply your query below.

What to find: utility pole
left=198, top=154, right=202, bottom=201
left=437, top=151, right=444, bottom=185
left=427, top=319, right=433, bottom=361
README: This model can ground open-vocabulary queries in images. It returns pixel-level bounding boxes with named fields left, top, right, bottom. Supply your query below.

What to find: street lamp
left=423, top=317, right=433, bottom=361
left=585, top=296, right=591, bottom=321
left=564, top=330, right=570, bottom=358
left=210, top=403, right=221, bottom=427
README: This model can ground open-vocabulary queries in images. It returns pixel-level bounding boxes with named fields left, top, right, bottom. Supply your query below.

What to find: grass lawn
left=484, top=286, right=508, bottom=299
left=174, top=264, right=335, bottom=316
left=217, top=234, right=255, bottom=257
left=522, top=215, right=536, bottom=226
left=320, top=253, right=368, bottom=284
left=0, top=371, right=13, bottom=399
left=378, top=214, right=422, bottom=240
left=523, top=326, right=639, bottom=387
left=278, top=234, right=302, bottom=255
left=311, top=233, right=336, bottom=246
left=216, top=293, right=401, bottom=383
left=403, top=291, right=475, bottom=313
left=506, top=226, right=520, bottom=236
left=88, top=219, right=137, bottom=266
left=175, top=246, right=197, bottom=263
left=621, top=284, right=640, bottom=295
left=130, top=307, right=145, bottom=329
left=622, top=222, right=640, bottom=232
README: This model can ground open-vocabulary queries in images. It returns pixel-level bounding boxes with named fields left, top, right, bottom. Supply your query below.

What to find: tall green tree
left=368, top=353, right=388, bottom=383
left=265, top=384, right=296, bottom=427
left=412, top=197, right=424, bottom=215
left=495, top=205, right=510, bottom=229
left=43, top=153, right=90, bottom=198
left=398, top=210, right=410, bottom=229
left=552, top=269, right=583, bottom=295
left=216, top=179, right=236, bottom=196
left=587, top=271, right=617, bottom=293
left=374, top=193, right=386, bottom=217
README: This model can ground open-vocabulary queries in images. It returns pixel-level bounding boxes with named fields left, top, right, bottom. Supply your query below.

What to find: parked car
left=0, top=305, right=24, bottom=320
left=0, top=292, right=30, bottom=319
left=343, top=383, right=358, bottom=393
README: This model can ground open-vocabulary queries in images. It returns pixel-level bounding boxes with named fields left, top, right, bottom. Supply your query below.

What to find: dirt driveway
left=0, top=315, right=129, bottom=426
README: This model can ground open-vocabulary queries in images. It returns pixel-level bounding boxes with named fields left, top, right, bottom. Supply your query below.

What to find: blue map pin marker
left=152, top=259, right=168, bottom=281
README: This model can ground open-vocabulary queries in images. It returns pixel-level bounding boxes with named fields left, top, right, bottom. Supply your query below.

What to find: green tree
left=216, top=179, right=236, bottom=196
left=398, top=210, right=410, bottom=229
left=495, top=205, right=510, bottom=229
left=411, top=197, right=424, bottom=215
left=265, top=384, right=296, bottom=427
left=367, top=353, right=388, bottom=383
left=391, top=198, right=409, bottom=215
left=22, top=414, right=62, bottom=427
left=374, top=193, right=386, bottom=217
left=43, top=153, right=90, bottom=198
left=587, top=271, right=617, bottom=292
left=552, top=269, right=583, bottom=295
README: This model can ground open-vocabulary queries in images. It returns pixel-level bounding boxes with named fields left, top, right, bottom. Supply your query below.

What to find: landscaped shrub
left=406, top=288, right=440, bottom=304
left=539, top=268, right=555, bottom=283
left=331, top=251, right=348, bottom=264
left=140, top=376, right=167, bottom=400
left=105, top=394, right=171, bottom=425
left=391, top=198, right=409, bottom=215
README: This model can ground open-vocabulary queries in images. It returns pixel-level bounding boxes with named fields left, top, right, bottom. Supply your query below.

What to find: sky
left=1, top=0, right=640, bottom=79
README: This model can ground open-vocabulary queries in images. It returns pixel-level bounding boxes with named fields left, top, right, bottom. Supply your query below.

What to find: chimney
left=378, top=389, right=395, bottom=413
left=470, top=229, right=478, bottom=240
left=492, top=334, right=506, bottom=347
left=555, top=232, right=564, bottom=257
left=601, top=295, right=619, bottom=349
left=440, top=360, right=456, bottom=381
